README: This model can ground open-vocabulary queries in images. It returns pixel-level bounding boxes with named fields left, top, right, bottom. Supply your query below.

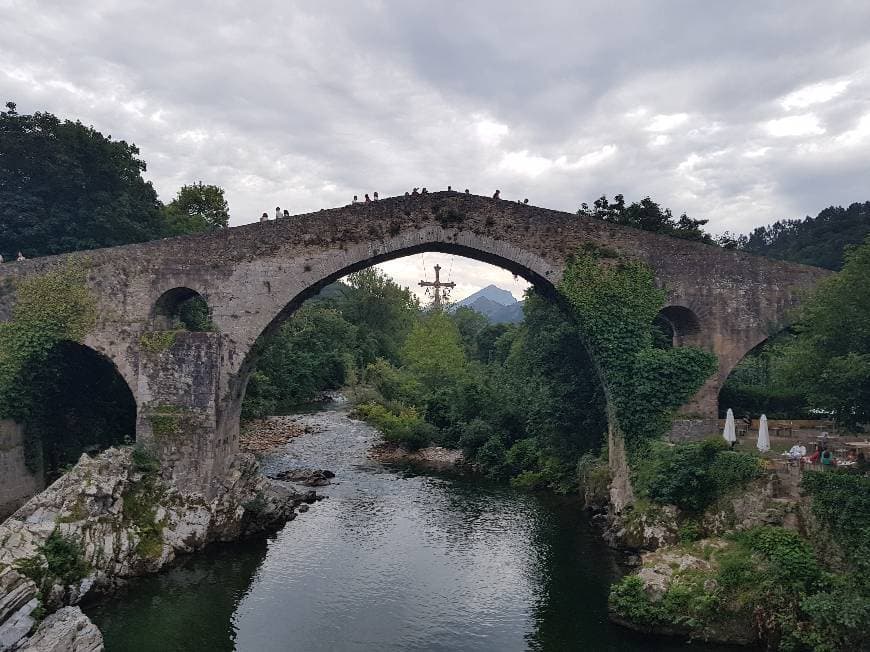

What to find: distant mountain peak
left=456, top=285, right=517, bottom=307
left=450, top=284, right=523, bottom=324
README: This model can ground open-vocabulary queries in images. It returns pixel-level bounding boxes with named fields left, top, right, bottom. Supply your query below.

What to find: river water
left=87, top=407, right=728, bottom=651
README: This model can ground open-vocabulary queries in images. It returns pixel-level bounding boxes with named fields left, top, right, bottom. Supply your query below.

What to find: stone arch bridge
left=0, top=192, right=828, bottom=499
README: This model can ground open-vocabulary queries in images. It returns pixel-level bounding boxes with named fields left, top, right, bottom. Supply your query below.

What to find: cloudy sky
left=3, top=1, right=869, bottom=301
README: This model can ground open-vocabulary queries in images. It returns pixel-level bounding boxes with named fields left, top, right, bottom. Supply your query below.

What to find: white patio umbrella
left=757, top=414, right=770, bottom=453
left=723, top=408, right=737, bottom=446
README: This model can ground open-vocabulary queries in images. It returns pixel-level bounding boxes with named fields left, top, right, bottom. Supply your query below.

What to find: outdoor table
left=844, top=441, right=870, bottom=449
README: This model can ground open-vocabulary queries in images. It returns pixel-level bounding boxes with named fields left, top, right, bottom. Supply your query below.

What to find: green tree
left=0, top=102, right=165, bottom=258
left=402, top=312, right=468, bottom=392
left=776, top=237, right=870, bottom=426
left=578, top=194, right=713, bottom=244
left=449, top=306, right=489, bottom=358
left=162, top=182, right=230, bottom=235
left=242, top=304, right=357, bottom=418
left=334, top=269, right=420, bottom=366
left=737, top=201, right=870, bottom=270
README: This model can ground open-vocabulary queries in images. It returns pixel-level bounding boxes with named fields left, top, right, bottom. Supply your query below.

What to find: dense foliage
left=558, top=248, right=718, bottom=449
left=0, top=102, right=228, bottom=260
left=242, top=269, right=419, bottom=419
left=632, top=439, right=762, bottom=512
left=0, top=262, right=97, bottom=423
left=718, top=334, right=811, bottom=419
left=242, top=304, right=358, bottom=419
left=728, top=201, right=870, bottom=270
left=578, top=194, right=714, bottom=244
left=0, top=102, right=165, bottom=259
left=609, top=523, right=869, bottom=651
left=162, top=182, right=230, bottom=235
left=772, top=237, right=870, bottom=427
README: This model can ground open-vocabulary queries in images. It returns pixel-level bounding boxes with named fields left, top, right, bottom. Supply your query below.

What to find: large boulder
left=14, top=607, right=102, bottom=652
left=0, top=569, right=39, bottom=652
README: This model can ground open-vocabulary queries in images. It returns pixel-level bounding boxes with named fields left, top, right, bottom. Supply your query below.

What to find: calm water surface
left=87, top=407, right=730, bottom=651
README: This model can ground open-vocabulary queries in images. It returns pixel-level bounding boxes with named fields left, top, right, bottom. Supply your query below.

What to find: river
left=86, top=406, right=731, bottom=651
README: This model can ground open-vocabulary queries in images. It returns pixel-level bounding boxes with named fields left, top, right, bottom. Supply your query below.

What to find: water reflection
left=87, top=538, right=270, bottom=651
left=88, top=409, right=732, bottom=651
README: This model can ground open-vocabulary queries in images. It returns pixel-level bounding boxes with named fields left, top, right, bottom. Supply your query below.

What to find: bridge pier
left=135, top=332, right=235, bottom=498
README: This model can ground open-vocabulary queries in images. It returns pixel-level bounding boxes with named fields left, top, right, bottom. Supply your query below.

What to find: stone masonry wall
left=0, top=192, right=832, bottom=497
left=0, top=420, right=43, bottom=519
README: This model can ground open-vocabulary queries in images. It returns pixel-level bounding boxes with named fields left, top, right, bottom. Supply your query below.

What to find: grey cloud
left=2, top=0, right=869, bottom=248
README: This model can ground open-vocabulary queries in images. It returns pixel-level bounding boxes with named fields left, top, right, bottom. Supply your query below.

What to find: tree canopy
left=774, top=237, right=870, bottom=426
left=728, top=201, right=870, bottom=270
left=162, top=182, right=230, bottom=235
left=578, top=194, right=714, bottom=244
left=0, top=102, right=165, bottom=259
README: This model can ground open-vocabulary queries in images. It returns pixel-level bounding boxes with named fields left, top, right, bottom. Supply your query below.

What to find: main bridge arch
left=0, top=192, right=830, bottom=497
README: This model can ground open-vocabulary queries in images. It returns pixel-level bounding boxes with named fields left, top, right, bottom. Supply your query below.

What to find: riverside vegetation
left=3, top=101, right=870, bottom=650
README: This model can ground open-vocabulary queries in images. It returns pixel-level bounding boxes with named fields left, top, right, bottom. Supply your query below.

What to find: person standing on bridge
left=365, top=194, right=371, bottom=203
left=275, top=206, right=281, bottom=220
left=353, top=195, right=359, bottom=204
left=493, top=189, right=500, bottom=200
left=260, top=212, right=268, bottom=223
left=16, top=251, right=26, bottom=261
left=283, top=209, right=290, bottom=218
left=373, top=192, right=379, bottom=200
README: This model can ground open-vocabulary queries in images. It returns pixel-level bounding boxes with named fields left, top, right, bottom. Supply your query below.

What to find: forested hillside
left=734, top=201, right=870, bottom=270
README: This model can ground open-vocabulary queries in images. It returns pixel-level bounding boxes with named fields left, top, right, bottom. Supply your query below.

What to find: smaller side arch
left=151, top=287, right=214, bottom=331
left=655, top=305, right=703, bottom=348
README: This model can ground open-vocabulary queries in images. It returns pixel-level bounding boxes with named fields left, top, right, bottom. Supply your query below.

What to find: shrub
left=510, top=470, right=548, bottom=491
left=458, top=419, right=495, bottom=458
left=505, top=438, right=540, bottom=474
left=640, top=439, right=761, bottom=513
left=354, top=402, right=433, bottom=450
left=609, top=576, right=663, bottom=627
left=644, top=440, right=724, bottom=512
left=743, top=526, right=820, bottom=590
left=15, top=530, right=90, bottom=588
left=476, top=434, right=507, bottom=476
left=709, top=450, right=762, bottom=494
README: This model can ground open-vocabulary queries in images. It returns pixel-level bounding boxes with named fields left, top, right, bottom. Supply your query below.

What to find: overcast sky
left=3, top=1, right=869, bottom=301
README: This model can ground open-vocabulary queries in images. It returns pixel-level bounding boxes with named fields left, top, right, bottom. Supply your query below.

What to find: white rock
left=14, top=607, right=103, bottom=652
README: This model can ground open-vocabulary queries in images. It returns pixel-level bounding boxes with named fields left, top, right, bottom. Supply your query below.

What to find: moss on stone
left=139, top=330, right=178, bottom=354
left=121, top=472, right=167, bottom=560
left=146, top=404, right=198, bottom=441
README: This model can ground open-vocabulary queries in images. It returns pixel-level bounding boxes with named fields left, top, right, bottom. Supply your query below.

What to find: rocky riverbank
left=0, top=446, right=307, bottom=651
left=240, top=415, right=318, bottom=455
left=602, top=471, right=812, bottom=647
left=367, top=443, right=465, bottom=471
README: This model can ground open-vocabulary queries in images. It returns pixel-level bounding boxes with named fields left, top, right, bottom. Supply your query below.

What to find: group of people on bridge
left=257, top=186, right=531, bottom=223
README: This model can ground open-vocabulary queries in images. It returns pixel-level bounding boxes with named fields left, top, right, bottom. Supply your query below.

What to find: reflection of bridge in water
left=0, top=192, right=828, bottom=503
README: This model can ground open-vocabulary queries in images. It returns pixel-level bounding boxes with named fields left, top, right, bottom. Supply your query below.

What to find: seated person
left=808, top=448, right=821, bottom=464
left=787, top=444, right=803, bottom=459
left=820, top=449, right=834, bottom=466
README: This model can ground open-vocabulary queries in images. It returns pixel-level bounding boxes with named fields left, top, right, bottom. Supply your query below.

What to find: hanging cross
left=419, top=264, right=456, bottom=311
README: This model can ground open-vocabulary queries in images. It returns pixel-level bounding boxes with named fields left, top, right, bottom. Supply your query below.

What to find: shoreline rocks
left=268, top=468, right=335, bottom=487
left=367, top=443, right=465, bottom=471
left=240, top=416, right=315, bottom=455
left=0, top=446, right=305, bottom=651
